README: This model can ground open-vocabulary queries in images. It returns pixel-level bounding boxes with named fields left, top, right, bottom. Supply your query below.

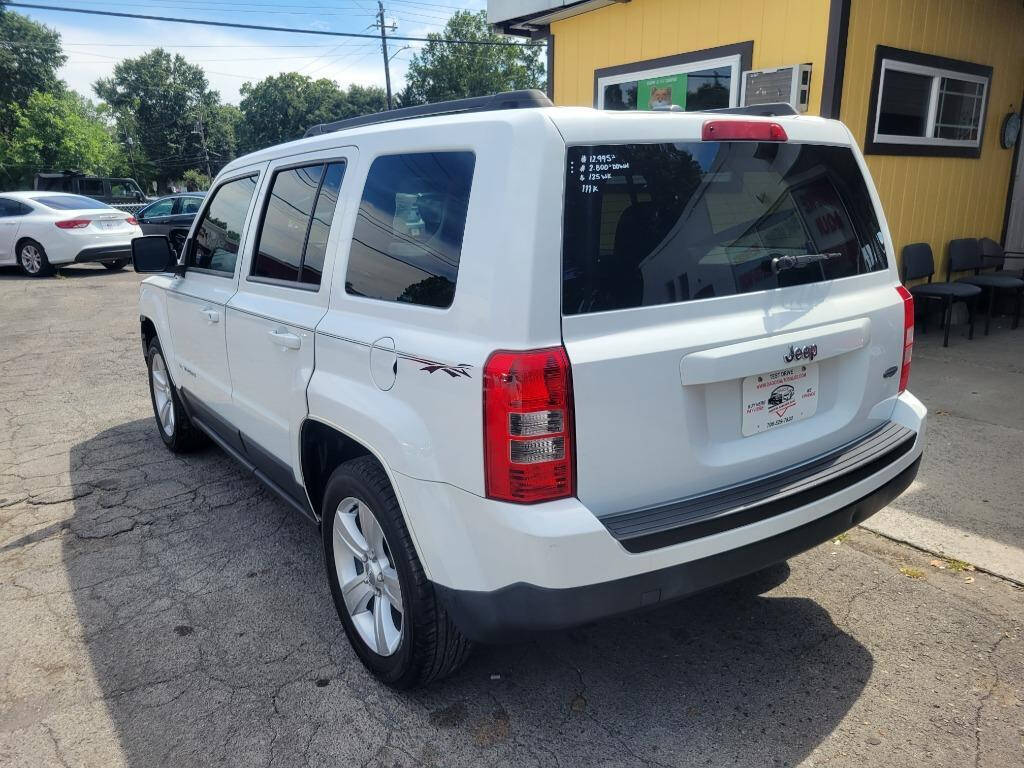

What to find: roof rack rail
left=304, top=89, right=553, bottom=137
left=705, top=102, right=800, bottom=117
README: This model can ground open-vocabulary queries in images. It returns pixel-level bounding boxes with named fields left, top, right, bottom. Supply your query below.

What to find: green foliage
left=0, top=11, right=66, bottom=136
left=0, top=90, right=123, bottom=189
left=180, top=168, right=210, bottom=191
left=403, top=11, right=545, bottom=104
left=237, top=73, right=386, bottom=153
left=94, top=49, right=235, bottom=185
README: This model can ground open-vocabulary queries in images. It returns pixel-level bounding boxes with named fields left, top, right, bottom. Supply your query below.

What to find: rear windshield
left=562, top=142, right=887, bottom=315
left=32, top=195, right=111, bottom=211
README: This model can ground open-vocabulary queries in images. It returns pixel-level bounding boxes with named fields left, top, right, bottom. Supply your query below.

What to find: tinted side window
left=302, top=162, right=344, bottom=285
left=251, top=161, right=345, bottom=287
left=252, top=165, right=323, bottom=282
left=0, top=198, right=29, bottom=216
left=79, top=179, right=104, bottom=197
left=144, top=199, right=175, bottom=218
left=190, top=175, right=259, bottom=274
left=345, top=152, right=474, bottom=308
left=181, top=196, right=203, bottom=214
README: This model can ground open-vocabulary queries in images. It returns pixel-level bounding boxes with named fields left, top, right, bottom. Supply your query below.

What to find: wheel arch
left=300, top=417, right=436, bottom=582
left=14, top=236, right=41, bottom=256
left=299, top=418, right=374, bottom=519
left=140, top=316, right=158, bottom=357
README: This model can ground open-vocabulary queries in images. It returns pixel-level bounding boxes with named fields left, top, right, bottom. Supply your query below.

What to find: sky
left=15, top=0, right=489, bottom=104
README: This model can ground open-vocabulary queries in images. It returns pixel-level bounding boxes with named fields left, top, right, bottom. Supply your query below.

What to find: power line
left=7, top=3, right=545, bottom=46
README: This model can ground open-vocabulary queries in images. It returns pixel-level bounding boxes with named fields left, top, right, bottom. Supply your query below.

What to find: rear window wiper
left=769, top=252, right=843, bottom=274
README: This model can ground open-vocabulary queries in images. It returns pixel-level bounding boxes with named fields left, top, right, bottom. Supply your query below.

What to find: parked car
left=136, top=193, right=205, bottom=252
left=132, top=90, right=927, bottom=688
left=34, top=171, right=153, bottom=212
left=0, top=191, right=142, bottom=276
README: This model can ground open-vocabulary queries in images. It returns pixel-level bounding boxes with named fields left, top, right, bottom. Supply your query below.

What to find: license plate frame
left=741, top=363, right=819, bottom=436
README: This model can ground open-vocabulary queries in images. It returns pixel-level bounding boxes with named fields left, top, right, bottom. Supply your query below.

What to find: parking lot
left=0, top=265, right=1021, bottom=768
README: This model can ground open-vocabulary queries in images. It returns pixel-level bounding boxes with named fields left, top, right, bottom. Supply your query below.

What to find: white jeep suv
left=133, top=91, right=926, bottom=688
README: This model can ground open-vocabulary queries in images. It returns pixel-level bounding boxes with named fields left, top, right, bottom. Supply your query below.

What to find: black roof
left=304, top=89, right=553, bottom=137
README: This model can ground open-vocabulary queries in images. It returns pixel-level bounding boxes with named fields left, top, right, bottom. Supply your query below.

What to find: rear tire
left=103, top=259, right=128, bottom=271
left=17, top=240, right=52, bottom=277
left=322, top=456, right=472, bottom=688
left=146, top=337, right=207, bottom=453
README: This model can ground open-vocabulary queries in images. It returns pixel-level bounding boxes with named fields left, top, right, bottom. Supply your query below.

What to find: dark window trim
left=1002, top=89, right=1024, bottom=244
left=245, top=273, right=320, bottom=292
left=187, top=171, right=260, bottom=276
left=820, top=0, right=851, bottom=119
left=864, top=45, right=993, bottom=158
left=249, top=157, right=346, bottom=290
left=592, top=41, right=754, bottom=108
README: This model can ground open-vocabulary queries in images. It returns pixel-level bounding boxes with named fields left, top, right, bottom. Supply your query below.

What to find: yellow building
left=489, top=0, right=1024, bottom=276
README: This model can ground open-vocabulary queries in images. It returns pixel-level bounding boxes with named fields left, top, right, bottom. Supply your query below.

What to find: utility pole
left=375, top=1, right=396, bottom=110
left=192, top=115, right=213, bottom=180
left=122, top=124, right=137, bottom=181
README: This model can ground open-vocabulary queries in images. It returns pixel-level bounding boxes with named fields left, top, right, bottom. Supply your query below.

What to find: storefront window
left=596, top=52, right=743, bottom=112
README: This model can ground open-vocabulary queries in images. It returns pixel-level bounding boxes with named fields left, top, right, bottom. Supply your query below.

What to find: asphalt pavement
left=0, top=265, right=1021, bottom=768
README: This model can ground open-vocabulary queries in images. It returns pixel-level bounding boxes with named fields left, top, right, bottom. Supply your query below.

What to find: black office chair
left=902, top=242, right=980, bottom=346
left=947, top=238, right=1023, bottom=334
left=979, top=237, right=1024, bottom=280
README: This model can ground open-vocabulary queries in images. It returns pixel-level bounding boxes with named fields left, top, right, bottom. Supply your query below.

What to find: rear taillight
left=896, top=285, right=914, bottom=393
left=55, top=219, right=90, bottom=229
left=702, top=120, right=788, bottom=142
left=483, top=347, right=574, bottom=503
left=126, top=216, right=138, bottom=226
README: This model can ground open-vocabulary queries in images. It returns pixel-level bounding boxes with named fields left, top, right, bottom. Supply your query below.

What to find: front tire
left=322, top=456, right=472, bottom=688
left=17, top=240, right=52, bottom=277
left=103, top=259, right=128, bottom=271
left=146, top=337, right=207, bottom=453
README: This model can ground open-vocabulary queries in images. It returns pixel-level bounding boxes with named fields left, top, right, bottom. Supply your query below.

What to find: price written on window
left=569, top=152, right=631, bottom=194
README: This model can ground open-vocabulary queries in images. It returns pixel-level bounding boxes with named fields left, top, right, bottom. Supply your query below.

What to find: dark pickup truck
left=34, top=172, right=153, bottom=213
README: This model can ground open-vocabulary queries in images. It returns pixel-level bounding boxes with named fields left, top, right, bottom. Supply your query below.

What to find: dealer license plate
left=742, top=363, right=819, bottom=436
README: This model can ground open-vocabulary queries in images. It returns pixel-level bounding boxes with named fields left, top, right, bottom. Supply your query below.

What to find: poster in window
left=637, top=74, right=688, bottom=111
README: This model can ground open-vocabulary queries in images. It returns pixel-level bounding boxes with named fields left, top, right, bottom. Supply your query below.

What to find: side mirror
left=135, top=191, right=145, bottom=201
left=132, top=235, right=177, bottom=273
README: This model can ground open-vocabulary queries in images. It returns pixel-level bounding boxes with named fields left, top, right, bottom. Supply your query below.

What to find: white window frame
left=596, top=54, right=743, bottom=110
left=873, top=58, right=989, bottom=149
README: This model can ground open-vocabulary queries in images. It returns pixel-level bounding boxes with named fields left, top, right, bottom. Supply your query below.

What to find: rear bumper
left=435, top=454, right=919, bottom=642
left=74, top=245, right=132, bottom=264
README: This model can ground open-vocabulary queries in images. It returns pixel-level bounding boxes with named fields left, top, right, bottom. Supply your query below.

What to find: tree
left=180, top=168, right=210, bottom=191
left=0, top=90, right=122, bottom=189
left=94, top=49, right=234, bottom=187
left=0, top=10, right=67, bottom=135
left=402, top=11, right=545, bottom=104
left=237, top=73, right=386, bottom=153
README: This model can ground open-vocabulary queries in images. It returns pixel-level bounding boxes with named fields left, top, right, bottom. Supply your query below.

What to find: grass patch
left=945, top=558, right=974, bottom=572
left=832, top=532, right=850, bottom=544
left=899, top=566, right=926, bottom=580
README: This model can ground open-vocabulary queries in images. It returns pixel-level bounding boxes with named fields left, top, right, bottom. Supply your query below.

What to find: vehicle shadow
left=0, top=264, right=126, bottom=280
left=62, top=419, right=871, bottom=767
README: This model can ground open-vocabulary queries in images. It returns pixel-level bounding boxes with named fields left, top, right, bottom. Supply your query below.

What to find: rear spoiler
left=705, top=103, right=799, bottom=118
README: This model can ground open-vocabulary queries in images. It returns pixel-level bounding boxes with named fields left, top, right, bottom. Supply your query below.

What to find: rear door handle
left=201, top=307, right=220, bottom=324
left=268, top=328, right=301, bottom=350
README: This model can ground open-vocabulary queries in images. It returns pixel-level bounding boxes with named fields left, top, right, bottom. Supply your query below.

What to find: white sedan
left=0, top=191, right=143, bottom=277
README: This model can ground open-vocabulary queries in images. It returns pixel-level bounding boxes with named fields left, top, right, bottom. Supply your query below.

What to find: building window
left=866, top=46, right=991, bottom=158
left=593, top=42, right=753, bottom=113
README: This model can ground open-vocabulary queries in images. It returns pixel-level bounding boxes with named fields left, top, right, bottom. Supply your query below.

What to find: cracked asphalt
left=1, top=264, right=1022, bottom=768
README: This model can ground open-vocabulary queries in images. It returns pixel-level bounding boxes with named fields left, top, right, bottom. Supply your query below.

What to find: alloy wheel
left=332, top=496, right=404, bottom=656
left=150, top=352, right=175, bottom=436
left=20, top=245, right=42, bottom=275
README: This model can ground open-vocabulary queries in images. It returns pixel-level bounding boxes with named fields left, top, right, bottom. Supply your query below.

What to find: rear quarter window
left=562, top=142, right=887, bottom=315
left=344, top=151, right=475, bottom=309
